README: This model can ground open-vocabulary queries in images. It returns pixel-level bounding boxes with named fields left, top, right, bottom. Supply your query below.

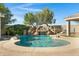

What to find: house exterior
left=63, top=25, right=79, bottom=35
left=48, top=24, right=62, bottom=34
left=64, top=13, right=79, bottom=36
left=0, top=12, right=5, bottom=38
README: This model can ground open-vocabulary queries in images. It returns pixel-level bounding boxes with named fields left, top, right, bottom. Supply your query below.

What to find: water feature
left=15, top=24, right=70, bottom=47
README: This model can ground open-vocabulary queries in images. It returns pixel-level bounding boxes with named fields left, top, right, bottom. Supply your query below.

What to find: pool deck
left=0, top=35, right=79, bottom=56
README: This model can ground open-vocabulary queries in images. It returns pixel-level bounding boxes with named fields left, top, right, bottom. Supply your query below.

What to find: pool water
left=15, top=35, right=70, bottom=47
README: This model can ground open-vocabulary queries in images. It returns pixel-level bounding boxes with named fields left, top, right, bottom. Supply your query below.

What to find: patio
left=0, top=36, right=79, bottom=56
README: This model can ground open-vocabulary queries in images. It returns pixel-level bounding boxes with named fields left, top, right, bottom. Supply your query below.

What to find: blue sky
left=4, top=3, right=79, bottom=25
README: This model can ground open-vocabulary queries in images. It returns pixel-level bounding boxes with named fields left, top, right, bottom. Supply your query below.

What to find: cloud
left=11, top=3, right=41, bottom=12
left=18, top=7, right=41, bottom=12
left=11, top=3, right=33, bottom=9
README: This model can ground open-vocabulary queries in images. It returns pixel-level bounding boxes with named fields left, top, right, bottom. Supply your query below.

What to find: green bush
left=5, top=24, right=30, bottom=36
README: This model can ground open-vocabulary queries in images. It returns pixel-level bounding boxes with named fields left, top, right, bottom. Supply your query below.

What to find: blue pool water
left=15, top=35, right=70, bottom=47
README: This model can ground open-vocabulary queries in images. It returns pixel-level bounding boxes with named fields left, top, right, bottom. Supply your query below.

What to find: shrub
left=5, top=24, right=30, bottom=36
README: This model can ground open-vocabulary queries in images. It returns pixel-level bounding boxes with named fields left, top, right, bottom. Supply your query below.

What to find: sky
left=4, top=3, right=79, bottom=25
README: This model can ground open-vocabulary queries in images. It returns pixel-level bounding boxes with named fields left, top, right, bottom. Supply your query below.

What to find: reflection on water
left=15, top=35, right=70, bottom=47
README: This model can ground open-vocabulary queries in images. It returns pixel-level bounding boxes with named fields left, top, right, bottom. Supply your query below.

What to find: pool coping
left=0, top=35, right=79, bottom=55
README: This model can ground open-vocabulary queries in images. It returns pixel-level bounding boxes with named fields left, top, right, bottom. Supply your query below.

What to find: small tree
left=24, top=8, right=55, bottom=25
left=0, top=3, right=16, bottom=35
left=41, top=8, right=54, bottom=24
left=24, top=12, right=35, bottom=25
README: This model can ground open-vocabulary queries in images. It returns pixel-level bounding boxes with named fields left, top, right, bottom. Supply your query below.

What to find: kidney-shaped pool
left=15, top=35, right=70, bottom=47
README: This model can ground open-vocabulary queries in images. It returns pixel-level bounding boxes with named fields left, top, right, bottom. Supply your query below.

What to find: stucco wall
left=63, top=25, right=79, bottom=34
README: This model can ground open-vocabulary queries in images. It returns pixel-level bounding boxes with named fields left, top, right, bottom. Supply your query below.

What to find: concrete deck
left=0, top=36, right=79, bottom=56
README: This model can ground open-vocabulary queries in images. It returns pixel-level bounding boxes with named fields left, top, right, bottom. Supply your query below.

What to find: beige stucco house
left=64, top=13, right=79, bottom=36
left=0, top=12, right=5, bottom=38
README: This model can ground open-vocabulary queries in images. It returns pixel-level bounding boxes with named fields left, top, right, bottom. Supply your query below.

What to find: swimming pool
left=15, top=35, right=70, bottom=47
